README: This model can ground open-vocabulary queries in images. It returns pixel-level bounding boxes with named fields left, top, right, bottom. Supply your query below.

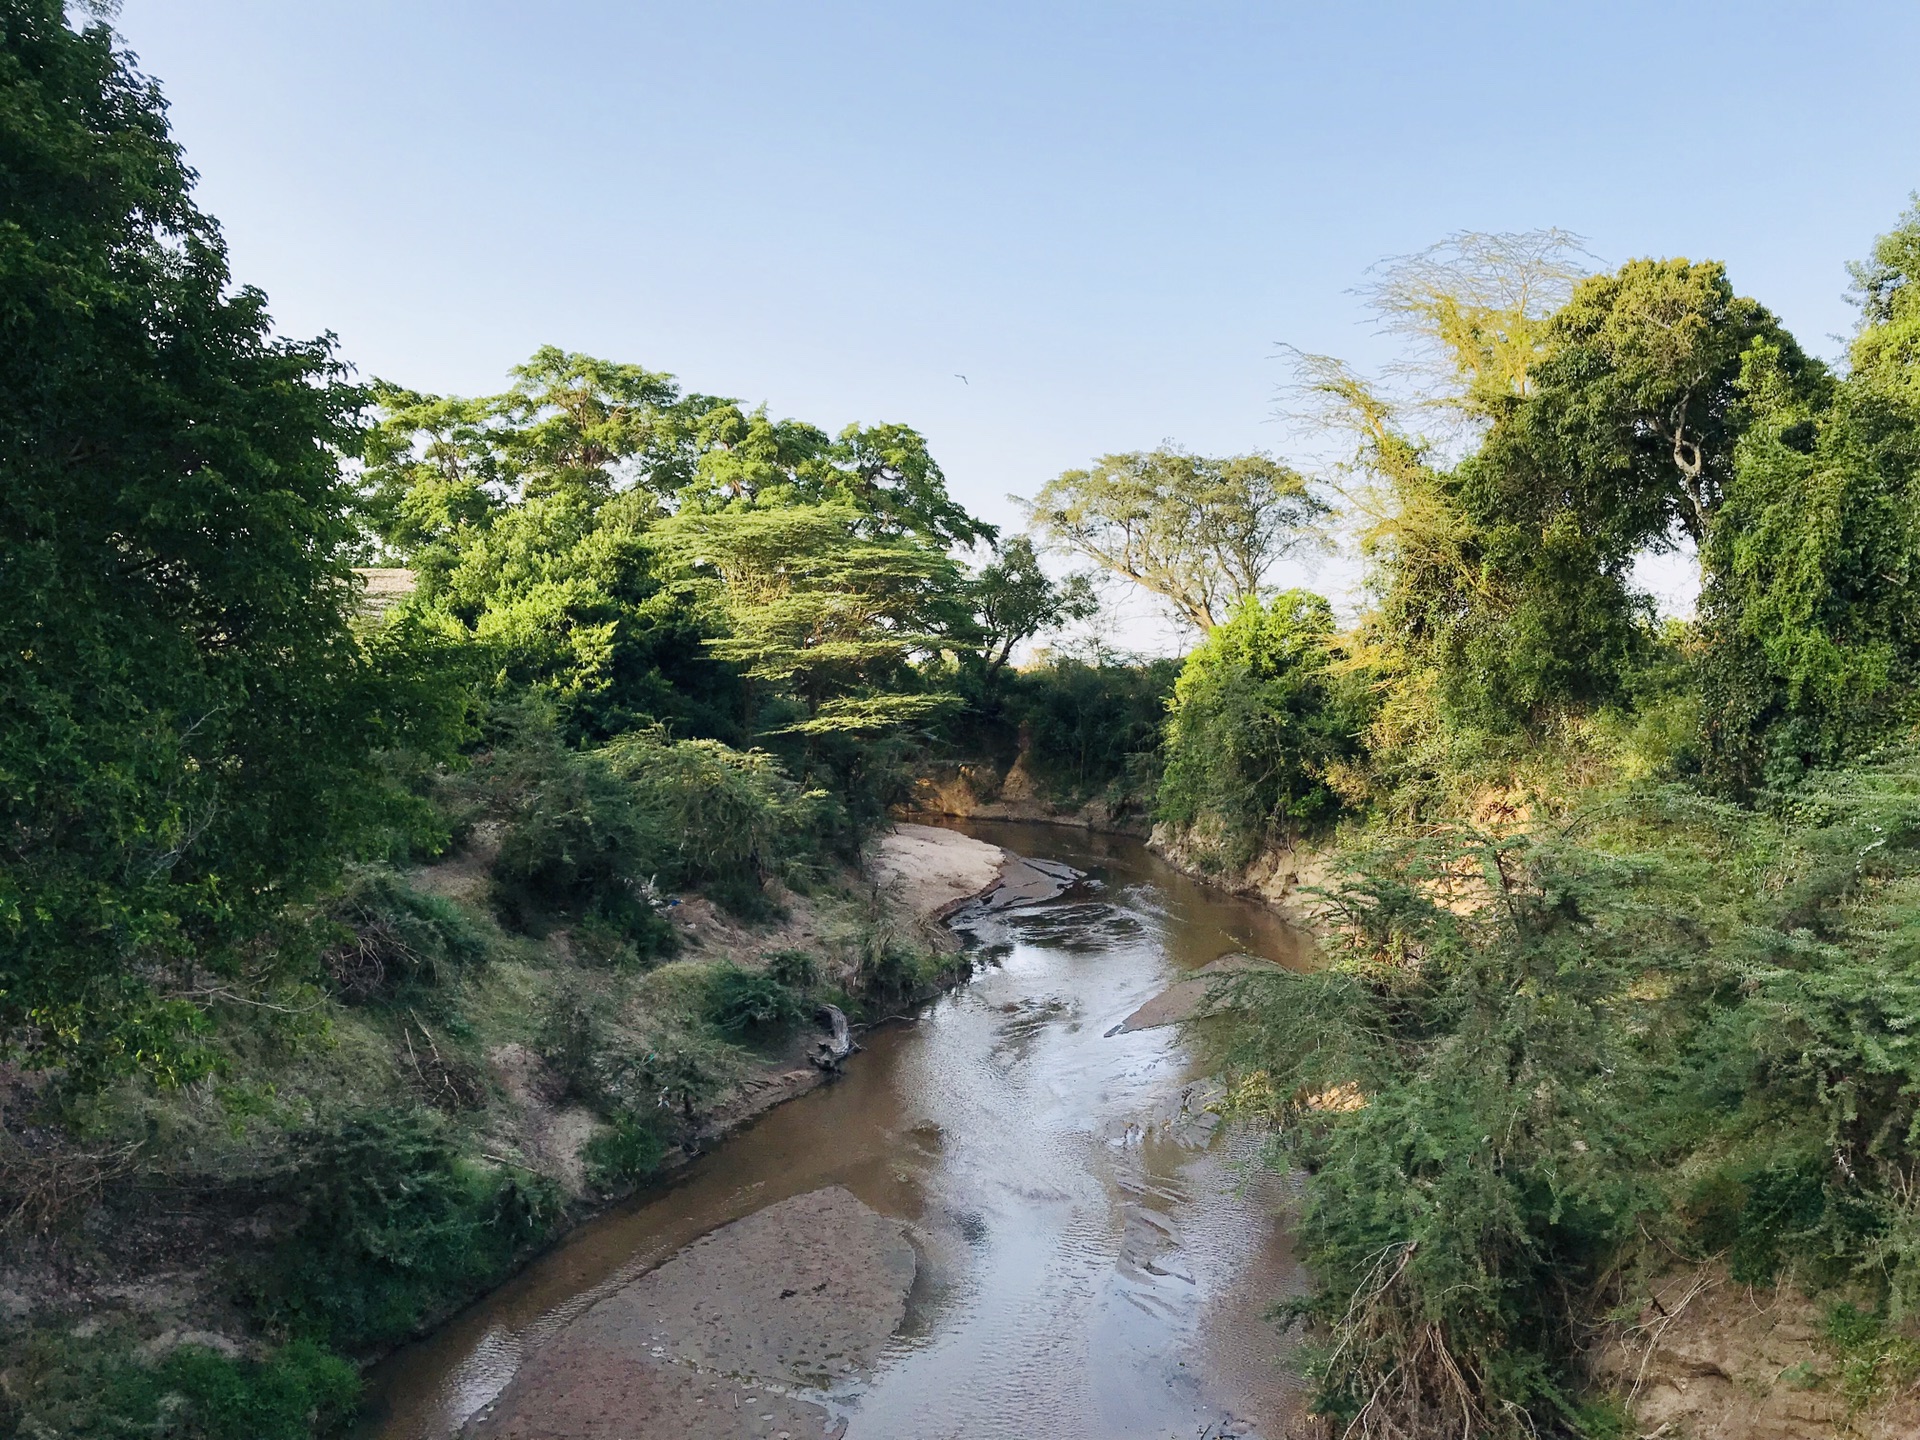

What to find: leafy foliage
left=581, top=1114, right=668, bottom=1192
left=1221, top=756, right=1920, bottom=1433
left=321, top=866, right=491, bottom=1004
left=703, top=961, right=808, bottom=1038
left=1, top=1324, right=360, bottom=1440
left=257, top=1107, right=563, bottom=1351
left=1157, top=592, right=1365, bottom=865
left=0, top=2, right=466, bottom=1085
left=971, top=536, right=1099, bottom=679
left=481, top=703, right=819, bottom=932
left=1699, top=205, right=1920, bottom=788
left=1028, top=447, right=1325, bottom=633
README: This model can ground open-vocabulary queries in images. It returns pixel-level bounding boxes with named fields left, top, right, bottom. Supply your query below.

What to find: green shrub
left=1214, top=758, right=1920, bottom=1435
left=704, top=962, right=807, bottom=1038
left=1008, top=657, right=1178, bottom=802
left=484, top=710, right=818, bottom=937
left=851, top=928, right=965, bottom=1006
left=582, top=1115, right=668, bottom=1192
left=1726, top=1158, right=1831, bottom=1285
left=0, top=1326, right=359, bottom=1440
left=487, top=733, right=665, bottom=936
left=537, top=986, right=743, bottom=1118
left=601, top=731, right=819, bottom=891
left=1824, top=1302, right=1920, bottom=1409
left=157, top=1341, right=361, bottom=1440
left=257, top=1108, right=562, bottom=1351
left=701, top=869, right=784, bottom=921
left=765, top=949, right=818, bottom=990
left=1157, top=591, right=1364, bottom=866
left=322, top=866, right=490, bottom=1003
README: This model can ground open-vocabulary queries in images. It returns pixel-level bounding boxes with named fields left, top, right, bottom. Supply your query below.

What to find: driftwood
left=808, top=1004, right=858, bottom=1072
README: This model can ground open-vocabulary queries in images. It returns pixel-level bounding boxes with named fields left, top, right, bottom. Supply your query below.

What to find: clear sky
left=111, top=0, right=1920, bottom=650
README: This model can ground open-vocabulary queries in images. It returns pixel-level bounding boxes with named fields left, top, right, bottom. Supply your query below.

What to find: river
left=360, top=820, right=1313, bottom=1440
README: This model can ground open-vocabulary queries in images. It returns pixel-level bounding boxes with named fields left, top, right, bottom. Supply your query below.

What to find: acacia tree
left=0, top=2, right=461, bottom=1082
left=677, top=408, right=996, bottom=549
left=649, top=502, right=969, bottom=738
left=1025, top=448, right=1324, bottom=632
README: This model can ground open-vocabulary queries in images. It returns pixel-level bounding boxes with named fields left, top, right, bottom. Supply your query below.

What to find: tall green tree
left=678, top=407, right=995, bottom=549
left=0, top=2, right=459, bottom=1081
left=1700, top=202, right=1920, bottom=787
left=359, top=356, right=741, bottom=742
left=1305, top=249, right=1814, bottom=744
left=1157, top=591, right=1363, bottom=866
left=971, top=537, right=1098, bottom=680
left=1026, top=448, right=1324, bottom=632
left=650, top=501, right=970, bottom=738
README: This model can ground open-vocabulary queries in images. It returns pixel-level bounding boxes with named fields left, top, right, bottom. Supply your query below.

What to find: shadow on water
left=360, top=822, right=1313, bottom=1440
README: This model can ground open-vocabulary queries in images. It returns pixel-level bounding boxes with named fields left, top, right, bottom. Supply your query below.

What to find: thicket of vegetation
left=1101, top=216, right=1920, bottom=1433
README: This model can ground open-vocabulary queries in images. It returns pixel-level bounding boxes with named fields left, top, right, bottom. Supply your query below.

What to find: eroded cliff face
left=1145, top=822, right=1338, bottom=926
left=1591, top=1264, right=1920, bottom=1439
left=906, top=757, right=1148, bottom=833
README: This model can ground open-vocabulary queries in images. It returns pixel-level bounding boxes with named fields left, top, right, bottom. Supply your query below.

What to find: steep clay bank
left=905, top=757, right=1148, bottom=834
left=1591, top=1263, right=1920, bottom=1439
left=1145, top=823, right=1338, bottom=928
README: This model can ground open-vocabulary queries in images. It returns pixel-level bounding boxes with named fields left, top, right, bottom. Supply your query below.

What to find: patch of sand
left=1108, top=954, right=1287, bottom=1035
left=464, top=1187, right=915, bottom=1439
left=866, top=822, right=1009, bottom=920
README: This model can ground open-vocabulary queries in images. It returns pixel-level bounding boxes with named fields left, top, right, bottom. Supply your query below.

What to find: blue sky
left=113, top=1, right=1920, bottom=649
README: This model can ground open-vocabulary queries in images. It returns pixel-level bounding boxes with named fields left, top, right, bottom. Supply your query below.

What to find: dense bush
left=257, top=1107, right=563, bottom=1351
left=933, top=655, right=1176, bottom=809
left=321, top=866, right=491, bottom=1003
left=581, top=1115, right=668, bottom=1192
left=483, top=703, right=818, bottom=934
left=537, top=983, right=743, bottom=1120
left=703, top=961, right=808, bottom=1038
left=1010, top=658, right=1177, bottom=799
left=484, top=717, right=669, bottom=940
left=602, top=730, right=820, bottom=892
left=764, top=948, right=819, bottom=989
left=0, top=1327, right=360, bottom=1440
left=1220, top=757, right=1920, bottom=1434
left=1157, top=591, right=1364, bottom=866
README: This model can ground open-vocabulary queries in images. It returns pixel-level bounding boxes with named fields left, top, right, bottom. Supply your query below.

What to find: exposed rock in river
left=463, top=1186, right=916, bottom=1439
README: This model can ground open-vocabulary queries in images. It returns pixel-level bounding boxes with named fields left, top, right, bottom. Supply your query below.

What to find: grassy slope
left=0, top=845, right=963, bottom=1439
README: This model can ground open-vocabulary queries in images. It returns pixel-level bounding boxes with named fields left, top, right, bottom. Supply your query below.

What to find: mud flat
left=463, top=1188, right=912, bottom=1439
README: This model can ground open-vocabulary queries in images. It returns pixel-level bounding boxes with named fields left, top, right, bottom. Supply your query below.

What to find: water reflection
left=360, top=823, right=1310, bottom=1440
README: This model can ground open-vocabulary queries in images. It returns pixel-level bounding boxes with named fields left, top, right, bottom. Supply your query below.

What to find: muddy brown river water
left=360, top=821, right=1313, bottom=1440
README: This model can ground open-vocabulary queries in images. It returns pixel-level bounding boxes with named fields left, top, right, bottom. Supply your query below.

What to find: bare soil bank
left=905, top=757, right=1149, bottom=834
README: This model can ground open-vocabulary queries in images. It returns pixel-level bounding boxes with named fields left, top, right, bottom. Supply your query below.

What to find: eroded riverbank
left=359, top=822, right=1313, bottom=1440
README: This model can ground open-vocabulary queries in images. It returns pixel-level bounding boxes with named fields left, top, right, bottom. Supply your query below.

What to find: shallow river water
left=361, top=821, right=1312, bottom=1440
